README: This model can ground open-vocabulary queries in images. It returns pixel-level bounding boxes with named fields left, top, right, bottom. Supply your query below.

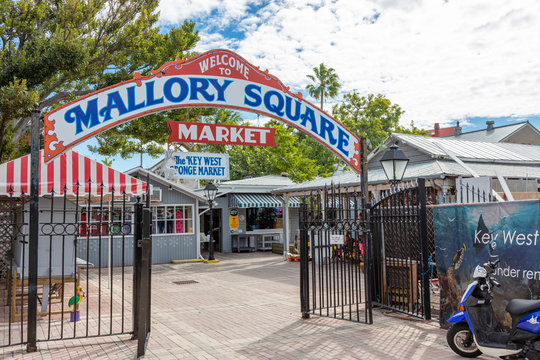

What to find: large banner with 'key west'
left=433, top=200, right=540, bottom=328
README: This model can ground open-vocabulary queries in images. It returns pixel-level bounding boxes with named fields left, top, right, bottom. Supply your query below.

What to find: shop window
left=246, top=207, right=282, bottom=230
left=151, top=205, right=193, bottom=235
left=79, top=205, right=133, bottom=236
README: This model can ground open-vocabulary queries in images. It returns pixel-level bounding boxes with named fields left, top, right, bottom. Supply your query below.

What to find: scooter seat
left=506, top=299, right=540, bottom=315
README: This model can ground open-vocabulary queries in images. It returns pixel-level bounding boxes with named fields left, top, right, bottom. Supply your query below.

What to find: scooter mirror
left=473, top=265, right=488, bottom=279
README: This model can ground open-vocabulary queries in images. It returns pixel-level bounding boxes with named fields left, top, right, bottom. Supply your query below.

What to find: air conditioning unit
left=151, top=188, right=162, bottom=202
left=143, top=187, right=162, bottom=202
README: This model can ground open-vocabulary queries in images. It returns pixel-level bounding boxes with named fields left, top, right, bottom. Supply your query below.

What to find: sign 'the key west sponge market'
left=44, top=49, right=361, bottom=172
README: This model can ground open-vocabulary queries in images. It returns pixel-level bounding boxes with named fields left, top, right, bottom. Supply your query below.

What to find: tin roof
left=273, top=172, right=360, bottom=193
left=193, top=174, right=295, bottom=196
left=221, top=175, right=294, bottom=187
left=276, top=133, right=540, bottom=194
left=389, top=133, right=540, bottom=163
left=444, top=122, right=540, bottom=143
left=274, top=159, right=540, bottom=194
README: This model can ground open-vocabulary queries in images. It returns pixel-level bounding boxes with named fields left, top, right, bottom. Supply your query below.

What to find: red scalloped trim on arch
left=353, top=141, right=361, bottom=171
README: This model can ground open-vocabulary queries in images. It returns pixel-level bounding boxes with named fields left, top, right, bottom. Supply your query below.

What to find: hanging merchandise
left=175, top=209, right=184, bottom=233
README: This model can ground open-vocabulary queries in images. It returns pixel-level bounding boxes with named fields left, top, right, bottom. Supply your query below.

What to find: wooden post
left=359, top=137, right=373, bottom=324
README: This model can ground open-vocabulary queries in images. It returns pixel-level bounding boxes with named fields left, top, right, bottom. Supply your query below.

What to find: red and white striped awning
left=0, top=150, right=147, bottom=198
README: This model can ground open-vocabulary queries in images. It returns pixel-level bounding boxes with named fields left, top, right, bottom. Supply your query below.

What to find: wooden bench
left=7, top=267, right=80, bottom=322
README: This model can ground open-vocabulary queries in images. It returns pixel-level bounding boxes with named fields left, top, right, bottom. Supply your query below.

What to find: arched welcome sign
left=44, top=49, right=361, bottom=172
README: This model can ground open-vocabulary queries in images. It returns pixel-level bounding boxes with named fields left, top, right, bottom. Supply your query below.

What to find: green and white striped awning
left=287, top=196, right=300, bottom=208
left=229, top=194, right=300, bottom=208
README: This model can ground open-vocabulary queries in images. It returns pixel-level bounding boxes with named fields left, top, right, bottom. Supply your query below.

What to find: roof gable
left=501, top=123, right=540, bottom=144
left=444, top=121, right=540, bottom=144
left=126, top=167, right=206, bottom=202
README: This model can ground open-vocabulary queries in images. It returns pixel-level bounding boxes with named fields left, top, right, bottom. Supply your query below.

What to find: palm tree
left=306, top=63, right=341, bottom=111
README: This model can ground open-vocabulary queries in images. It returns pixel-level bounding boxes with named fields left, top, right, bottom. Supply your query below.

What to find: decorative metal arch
left=44, top=49, right=362, bottom=173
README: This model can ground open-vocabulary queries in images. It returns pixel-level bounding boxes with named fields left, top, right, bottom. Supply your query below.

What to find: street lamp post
left=380, top=143, right=409, bottom=185
left=204, top=182, right=218, bottom=261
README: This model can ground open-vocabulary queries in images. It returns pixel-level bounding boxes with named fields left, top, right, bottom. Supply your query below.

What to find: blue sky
left=76, top=0, right=540, bottom=171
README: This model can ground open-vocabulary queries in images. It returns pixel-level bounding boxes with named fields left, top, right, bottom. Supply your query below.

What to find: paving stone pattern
left=1, top=252, right=495, bottom=359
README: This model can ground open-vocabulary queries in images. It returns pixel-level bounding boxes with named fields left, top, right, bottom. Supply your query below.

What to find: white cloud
left=195, top=31, right=239, bottom=52
left=158, top=0, right=256, bottom=27
left=159, top=0, right=540, bottom=129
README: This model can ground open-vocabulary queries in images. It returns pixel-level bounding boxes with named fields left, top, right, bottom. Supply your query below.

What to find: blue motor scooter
left=447, top=253, right=540, bottom=359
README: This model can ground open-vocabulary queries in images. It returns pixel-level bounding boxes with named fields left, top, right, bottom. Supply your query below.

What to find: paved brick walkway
left=1, top=252, right=494, bottom=359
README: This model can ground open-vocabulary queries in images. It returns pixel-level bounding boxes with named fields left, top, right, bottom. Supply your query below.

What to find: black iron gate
left=0, top=181, right=152, bottom=355
left=369, top=178, right=431, bottom=319
left=0, top=107, right=153, bottom=355
left=299, top=184, right=373, bottom=324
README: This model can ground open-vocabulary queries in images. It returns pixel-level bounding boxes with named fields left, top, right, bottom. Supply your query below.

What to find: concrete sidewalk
left=2, top=252, right=493, bottom=359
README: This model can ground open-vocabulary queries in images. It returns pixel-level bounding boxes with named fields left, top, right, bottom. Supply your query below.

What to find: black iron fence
left=439, top=180, right=493, bottom=204
left=299, top=185, right=373, bottom=324
left=298, top=174, right=495, bottom=324
left=0, top=181, right=151, bottom=355
left=370, top=179, right=431, bottom=320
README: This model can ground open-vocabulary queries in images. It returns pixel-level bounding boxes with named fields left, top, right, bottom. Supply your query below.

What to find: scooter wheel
left=447, top=322, right=482, bottom=358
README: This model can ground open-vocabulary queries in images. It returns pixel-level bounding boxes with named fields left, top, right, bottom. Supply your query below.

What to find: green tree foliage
left=88, top=108, right=219, bottom=163
left=0, top=78, right=37, bottom=158
left=306, top=63, right=341, bottom=111
left=296, top=134, right=341, bottom=177
left=229, top=121, right=319, bottom=183
left=0, top=0, right=200, bottom=161
left=333, top=93, right=428, bottom=152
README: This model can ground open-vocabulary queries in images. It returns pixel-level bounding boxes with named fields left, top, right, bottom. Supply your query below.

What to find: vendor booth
left=127, top=167, right=206, bottom=263
left=0, top=150, right=148, bottom=279
left=196, top=175, right=300, bottom=253
left=0, top=150, right=148, bottom=320
left=228, top=193, right=299, bottom=252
